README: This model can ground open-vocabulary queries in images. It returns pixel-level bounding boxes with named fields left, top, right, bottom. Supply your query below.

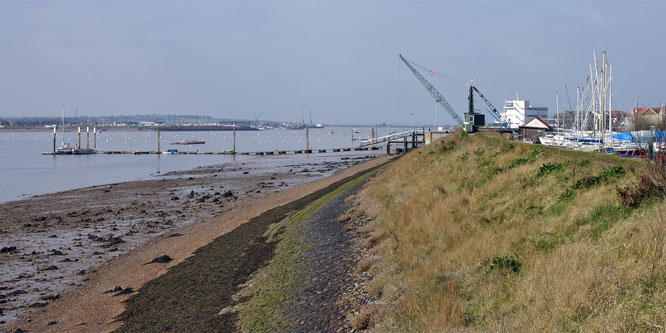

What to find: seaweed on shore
left=114, top=161, right=391, bottom=332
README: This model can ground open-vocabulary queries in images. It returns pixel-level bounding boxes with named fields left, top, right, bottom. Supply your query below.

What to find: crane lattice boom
left=398, top=54, right=464, bottom=126
left=471, top=86, right=508, bottom=128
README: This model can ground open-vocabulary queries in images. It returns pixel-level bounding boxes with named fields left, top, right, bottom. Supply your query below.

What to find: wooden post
left=53, top=126, right=56, bottom=154
left=77, top=127, right=81, bottom=149
left=233, top=126, right=236, bottom=154
left=306, top=128, right=309, bottom=153
left=351, top=128, right=354, bottom=147
left=404, top=138, right=407, bottom=152
left=157, top=127, right=161, bottom=153
left=386, top=137, right=390, bottom=155
left=371, top=127, right=375, bottom=148
left=93, top=127, right=97, bottom=149
left=86, top=127, right=90, bottom=149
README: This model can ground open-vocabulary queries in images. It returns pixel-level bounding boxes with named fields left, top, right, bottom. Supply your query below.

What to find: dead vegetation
left=354, top=130, right=666, bottom=331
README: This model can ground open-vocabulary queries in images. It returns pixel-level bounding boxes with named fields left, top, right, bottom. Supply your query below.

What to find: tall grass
left=358, top=131, right=665, bottom=331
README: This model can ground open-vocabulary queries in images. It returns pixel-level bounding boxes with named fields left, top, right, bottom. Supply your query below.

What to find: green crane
left=471, top=85, right=509, bottom=128
left=398, top=54, right=464, bottom=126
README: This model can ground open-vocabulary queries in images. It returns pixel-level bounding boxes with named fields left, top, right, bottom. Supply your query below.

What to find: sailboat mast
left=609, top=64, right=613, bottom=135
left=601, top=51, right=606, bottom=144
left=555, top=90, right=560, bottom=130
left=61, top=105, right=65, bottom=147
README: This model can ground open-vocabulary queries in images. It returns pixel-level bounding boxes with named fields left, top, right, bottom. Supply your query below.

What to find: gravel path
left=287, top=177, right=376, bottom=332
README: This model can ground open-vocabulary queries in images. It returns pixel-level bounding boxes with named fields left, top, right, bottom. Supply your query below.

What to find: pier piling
left=233, top=126, right=236, bottom=154
left=52, top=127, right=56, bottom=154
left=86, top=127, right=90, bottom=149
left=371, top=128, right=375, bottom=148
left=77, top=127, right=81, bottom=149
left=93, top=127, right=97, bottom=149
left=157, top=127, right=161, bottom=153
left=306, top=128, right=310, bottom=153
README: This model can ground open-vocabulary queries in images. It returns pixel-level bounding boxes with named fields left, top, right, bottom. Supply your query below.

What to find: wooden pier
left=42, top=146, right=383, bottom=156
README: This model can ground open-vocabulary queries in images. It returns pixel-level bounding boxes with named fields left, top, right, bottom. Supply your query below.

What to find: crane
left=470, top=85, right=509, bottom=128
left=398, top=54, right=464, bottom=126
left=253, top=112, right=262, bottom=127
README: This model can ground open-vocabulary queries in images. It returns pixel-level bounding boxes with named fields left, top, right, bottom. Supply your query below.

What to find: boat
left=51, top=106, right=97, bottom=155
left=55, top=144, right=97, bottom=155
left=72, top=148, right=97, bottom=155
left=56, top=142, right=74, bottom=155
left=55, top=106, right=74, bottom=154
left=162, top=149, right=179, bottom=154
left=171, top=140, right=205, bottom=145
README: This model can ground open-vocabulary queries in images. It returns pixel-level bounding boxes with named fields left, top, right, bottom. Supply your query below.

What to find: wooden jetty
left=43, top=146, right=383, bottom=156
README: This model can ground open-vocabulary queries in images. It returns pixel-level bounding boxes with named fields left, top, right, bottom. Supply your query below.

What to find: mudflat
left=5, top=154, right=390, bottom=332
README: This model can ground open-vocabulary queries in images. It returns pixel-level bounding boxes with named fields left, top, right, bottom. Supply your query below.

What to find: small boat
left=56, top=143, right=74, bottom=155
left=55, top=143, right=97, bottom=155
left=73, top=148, right=97, bottom=155
left=162, top=149, right=179, bottom=154
left=171, top=140, right=205, bottom=145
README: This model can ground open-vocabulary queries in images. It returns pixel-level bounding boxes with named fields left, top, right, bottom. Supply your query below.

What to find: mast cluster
left=570, top=50, right=615, bottom=142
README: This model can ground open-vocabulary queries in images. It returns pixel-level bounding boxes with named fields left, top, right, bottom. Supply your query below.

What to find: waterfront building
left=501, top=100, right=548, bottom=129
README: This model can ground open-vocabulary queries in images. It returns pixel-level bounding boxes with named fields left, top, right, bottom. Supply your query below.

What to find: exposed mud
left=0, top=154, right=377, bottom=328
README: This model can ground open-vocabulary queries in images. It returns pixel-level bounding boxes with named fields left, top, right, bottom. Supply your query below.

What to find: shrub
left=440, top=140, right=456, bottom=152
left=573, top=166, right=625, bottom=190
left=537, top=162, right=566, bottom=177
left=616, top=175, right=664, bottom=207
left=509, top=157, right=529, bottom=169
left=488, top=255, right=522, bottom=274
left=528, top=147, right=544, bottom=159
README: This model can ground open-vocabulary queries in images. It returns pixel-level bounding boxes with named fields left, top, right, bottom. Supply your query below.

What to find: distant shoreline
left=0, top=125, right=261, bottom=132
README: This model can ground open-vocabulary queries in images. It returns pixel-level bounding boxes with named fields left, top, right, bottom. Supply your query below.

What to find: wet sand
left=1, top=153, right=385, bottom=331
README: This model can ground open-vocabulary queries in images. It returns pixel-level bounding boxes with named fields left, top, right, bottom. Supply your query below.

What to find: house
left=519, top=116, right=550, bottom=143
left=633, top=107, right=666, bottom=117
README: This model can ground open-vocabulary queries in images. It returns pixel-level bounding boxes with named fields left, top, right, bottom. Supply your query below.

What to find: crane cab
left=464, top=112, right=485, bottom=133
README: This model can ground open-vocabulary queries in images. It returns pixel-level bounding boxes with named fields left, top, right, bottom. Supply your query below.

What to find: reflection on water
left=0, top=127, right=402, bottom=203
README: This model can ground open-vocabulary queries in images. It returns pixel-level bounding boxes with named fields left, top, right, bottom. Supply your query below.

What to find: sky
left=0, top=0, right=664, bottom=126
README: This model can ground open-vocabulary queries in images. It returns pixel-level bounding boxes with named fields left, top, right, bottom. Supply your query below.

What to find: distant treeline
left=0, top=114, right=285, bottom=127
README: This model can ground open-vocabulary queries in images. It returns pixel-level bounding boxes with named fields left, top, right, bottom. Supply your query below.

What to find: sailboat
left=55, top=106, right=96, bottom=155
left=55, top=106, right=74, bottom=154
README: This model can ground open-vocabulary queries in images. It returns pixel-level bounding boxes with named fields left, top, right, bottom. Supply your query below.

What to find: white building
left=501, top=100, right=548, bottom=129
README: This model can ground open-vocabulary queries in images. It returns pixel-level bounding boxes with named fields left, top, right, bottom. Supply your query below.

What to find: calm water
left=0, top=127, right=398, bottom=203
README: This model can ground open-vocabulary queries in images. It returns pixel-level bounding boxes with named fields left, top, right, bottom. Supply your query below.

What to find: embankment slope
left=357, top=131, right=665, bottom=331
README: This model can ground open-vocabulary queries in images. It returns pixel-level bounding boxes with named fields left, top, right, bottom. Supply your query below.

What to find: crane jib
left=398, top=54, right=464, bottom=126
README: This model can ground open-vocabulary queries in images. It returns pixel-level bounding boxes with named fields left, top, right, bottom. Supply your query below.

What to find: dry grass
left=356, top=130, right=666, bottom=331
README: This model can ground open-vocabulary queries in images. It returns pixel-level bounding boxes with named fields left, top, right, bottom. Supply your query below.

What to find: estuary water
left=0, top=127, right=397, bottom=203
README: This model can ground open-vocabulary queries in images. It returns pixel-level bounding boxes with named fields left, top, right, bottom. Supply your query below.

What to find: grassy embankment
left=357, top=131, right=666, bottom=331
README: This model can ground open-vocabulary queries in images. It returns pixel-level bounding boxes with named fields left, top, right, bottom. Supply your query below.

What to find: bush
left=528, top=147, right=544, bottom=159
left=488, top=255, right=522, bottom=274
left=573, top=166, right=625, bottom=190
left=616, top=159, right=666, bottom=207
left=509, top=158, right=529, bottom=169
left=537, top=163, right=566, bottom=177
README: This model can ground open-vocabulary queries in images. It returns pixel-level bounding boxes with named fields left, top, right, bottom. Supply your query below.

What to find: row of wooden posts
left=50, top=126, right=386, bottom=155
left=52, top=126, right=98, bottom=153
left=158, top=126, right=378, bottom=154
